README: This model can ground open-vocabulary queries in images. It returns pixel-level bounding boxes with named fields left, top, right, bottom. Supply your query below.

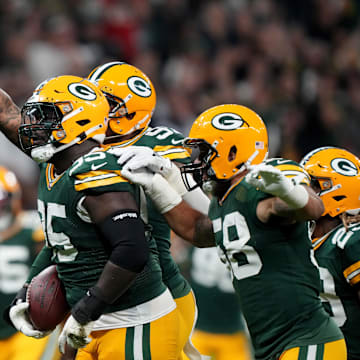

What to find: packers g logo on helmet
left=330, top=158, right=358, bottom=177
left=68, top=83, right=97, bottom=101
left=301, top=146, right=360, bottom=217
left=127, top=76, right=152, bottom=98
left=211, top=113, right=245, bottom=130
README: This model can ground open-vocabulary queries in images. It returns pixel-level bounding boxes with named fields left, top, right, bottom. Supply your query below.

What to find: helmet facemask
left=181, top=138, right=219, bottom=191
left=19, top=102, right=65, bottom=155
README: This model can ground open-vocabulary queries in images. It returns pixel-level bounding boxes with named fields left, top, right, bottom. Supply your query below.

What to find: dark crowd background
left=0, top=0, right=360, bottom=208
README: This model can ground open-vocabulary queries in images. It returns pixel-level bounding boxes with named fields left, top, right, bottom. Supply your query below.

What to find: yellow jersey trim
left=343, top=260, right=360, bottom=286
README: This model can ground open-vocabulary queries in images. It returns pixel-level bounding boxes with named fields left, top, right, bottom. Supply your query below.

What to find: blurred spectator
left=0, top=0, right=360, bottom=200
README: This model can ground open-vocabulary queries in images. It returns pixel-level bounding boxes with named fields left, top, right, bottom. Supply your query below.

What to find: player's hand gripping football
left=245, top=164, right=309, bottom=209
left=8, top=287, right=50, bottom=338
left=58, top=315, right=94, bottom=353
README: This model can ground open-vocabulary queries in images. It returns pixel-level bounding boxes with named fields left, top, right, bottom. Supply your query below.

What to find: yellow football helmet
left=0, top=166, right=21, bottom=231
left=19, top=75, right=109, bottom=162
left=300, top=146, right=360, bottom=217
left=87, top=61, right=156, bottom=136
left=182, top=104, right=268, bottom=189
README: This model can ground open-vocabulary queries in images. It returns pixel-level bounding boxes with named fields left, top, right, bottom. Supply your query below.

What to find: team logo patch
left=331, top=158, right=358, bottom=176
left=211, top=113, right=245, bottom=130
left=68, top=83, right=97, bottom=101
left=127, top=76, right=152, bottom=97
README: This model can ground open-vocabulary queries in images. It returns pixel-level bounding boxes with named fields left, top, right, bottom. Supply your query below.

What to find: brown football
left=26, top=265, right=69, bottom=331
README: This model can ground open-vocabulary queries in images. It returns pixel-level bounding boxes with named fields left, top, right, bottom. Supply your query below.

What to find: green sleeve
left=26, top=246, right=53, bottom=282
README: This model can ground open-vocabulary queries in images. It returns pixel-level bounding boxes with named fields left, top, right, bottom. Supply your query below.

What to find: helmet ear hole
left=228, top=146, right=237, bottom=162
left=333, top=195, right=346, bottom=202
left=126, top=112, right=135, bottom=120
left=77, top=119, right=90, bottom=126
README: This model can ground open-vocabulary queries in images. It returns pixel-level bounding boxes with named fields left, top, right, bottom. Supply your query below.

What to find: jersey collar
left=219, top=177, right=245, bottom=205
left=312, top=223, right=343, bottom=250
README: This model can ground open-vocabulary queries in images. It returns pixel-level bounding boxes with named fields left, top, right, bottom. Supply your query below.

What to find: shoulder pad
left=265, top=158, right=310, bottom=186
left=68, top=149, right=129, bottom=192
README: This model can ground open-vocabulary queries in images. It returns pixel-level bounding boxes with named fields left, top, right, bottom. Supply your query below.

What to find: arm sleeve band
left=96, top=209, right=149, bottom=272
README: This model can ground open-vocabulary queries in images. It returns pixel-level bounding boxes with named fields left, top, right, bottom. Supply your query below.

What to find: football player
left=114, top=104, right=347, bottom=359
left=301, top=146, right=360, bottom=360
left=0, top=62, right=210, bottom=360
left=189, top=246, right=253, bottom=360
left=0, top=166, right=52, bottom=360
left=3, top=75, right=186, bottom=360
left=87, top=61, right=210, bottom=359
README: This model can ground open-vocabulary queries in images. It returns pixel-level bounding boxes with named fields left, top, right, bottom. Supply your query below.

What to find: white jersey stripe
left=134, top=324, right=144, bottom=360
left=307, top=344, right=317, bottom=360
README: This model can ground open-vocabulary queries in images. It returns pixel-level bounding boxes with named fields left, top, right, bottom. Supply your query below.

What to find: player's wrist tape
left=163, top=163, right=188, bottom=197
left=71, top=287, right=106, bottom=325
left=146, top=173, right=182, bottom=214
left=280, top=184, right=309, bottom=209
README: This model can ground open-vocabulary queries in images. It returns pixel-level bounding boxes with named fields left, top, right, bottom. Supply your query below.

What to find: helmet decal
left=68, top=83, right=97, bottom=101
left=301, top=146, right=360, bottom=217
left=127, top=76, right=152, bottom=97
left=87, top=62, right=156, bottom=136
left=211, top=113, right=245, bottom=130
left=331, top=158, right=358, bottom=177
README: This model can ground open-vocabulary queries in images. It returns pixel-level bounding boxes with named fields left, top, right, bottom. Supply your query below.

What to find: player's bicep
left=83, top=191, right=139, bottom=224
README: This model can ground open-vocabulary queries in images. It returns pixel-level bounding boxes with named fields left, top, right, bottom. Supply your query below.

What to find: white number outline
left=213, top=211, right=263, bottom=280
left=318, top=266, right=347, bottom=326
left=69, top=151, right=107, bottom=176
left=38, top=199, right=78, bottom=262
left=145, top=127, right=179, bottom=140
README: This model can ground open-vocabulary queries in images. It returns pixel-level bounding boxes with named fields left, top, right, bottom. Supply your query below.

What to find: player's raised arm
left=0, top=89, right=22, bottom=146
left=245, top=162, right=324, bottom=223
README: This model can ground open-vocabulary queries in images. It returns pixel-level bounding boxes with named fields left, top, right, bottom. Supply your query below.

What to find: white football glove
left=245, top=164, right=309, bottom=209
left=9, top=300, right=50, bottom=338
left=121, top=168, right=182, bottom=214
left=58, top=315, right=94, bottom=353
left=110, top=146, right=187, bottom=196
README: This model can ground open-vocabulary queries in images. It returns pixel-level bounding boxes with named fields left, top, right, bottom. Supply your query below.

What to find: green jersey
left=208, top=159, right=343, bottom=359
left=0, top=212, right=44, bottom=339
left=313, top=222, right=360, bottom=360
left=189, top=247, right=245, bottom=334
left=109, top=126, right=192, bottom=298
left=36, top=148, right=165, bottom=313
